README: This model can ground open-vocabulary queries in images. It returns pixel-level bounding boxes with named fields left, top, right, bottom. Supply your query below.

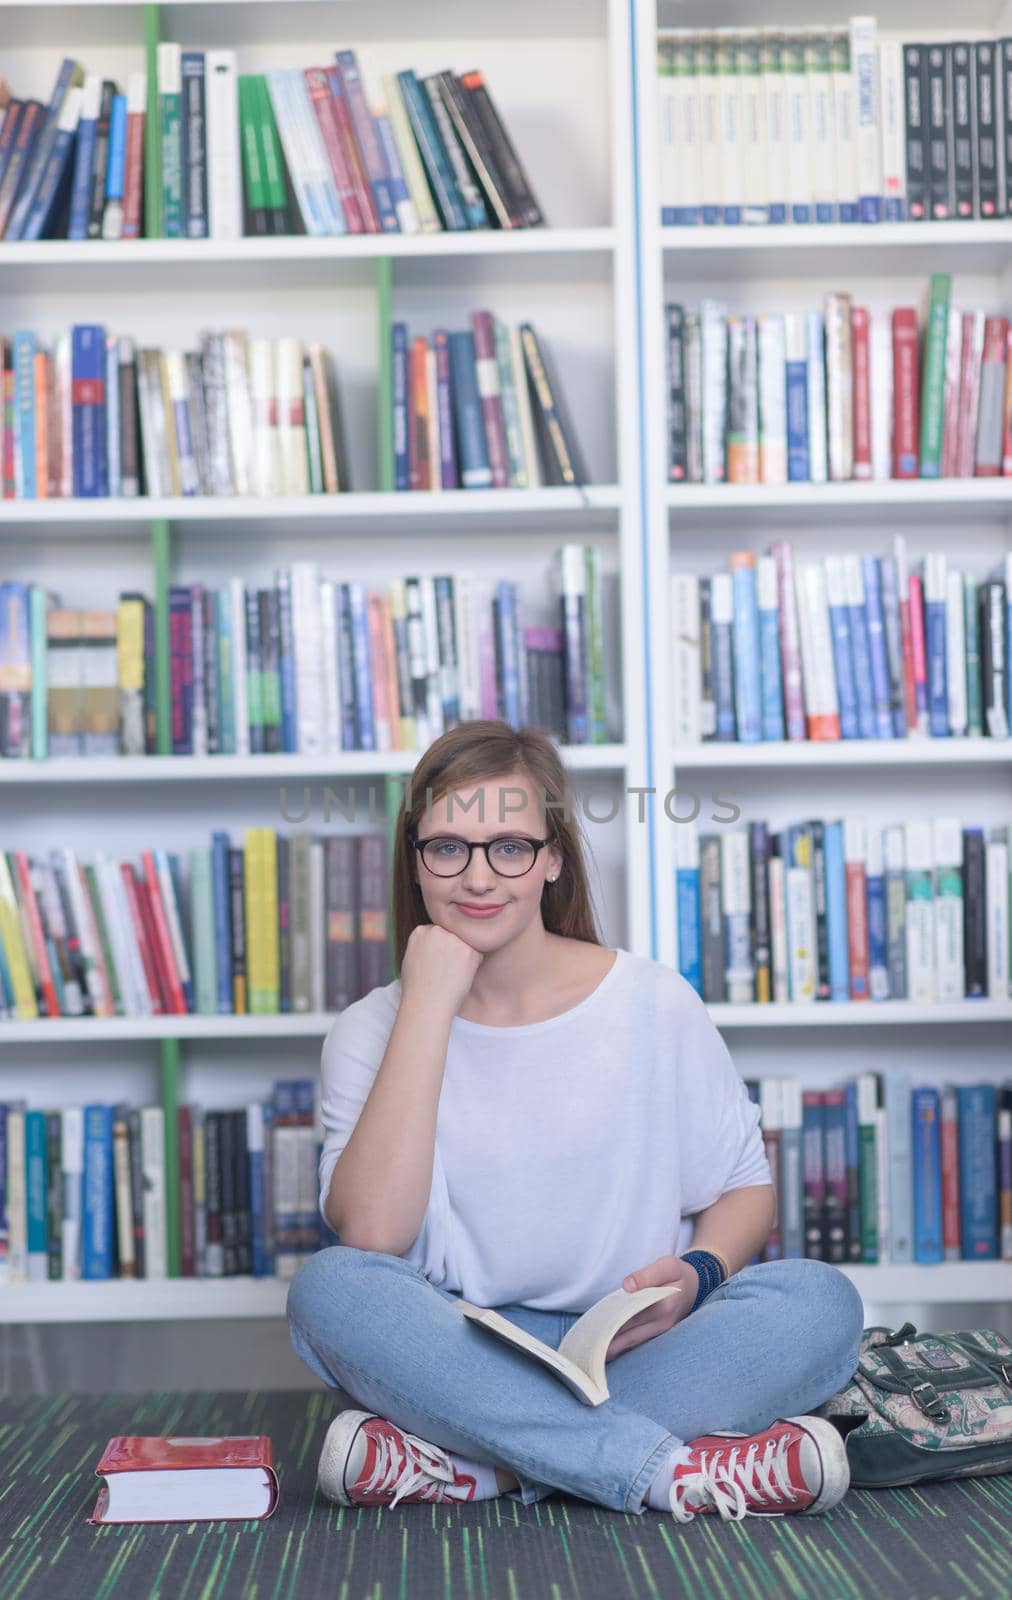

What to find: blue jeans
left=286, top=1248, right=864, bottom=1515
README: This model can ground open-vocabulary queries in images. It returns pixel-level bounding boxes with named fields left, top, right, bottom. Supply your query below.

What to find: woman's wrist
left=678, top=1248, right=730, bottom=1312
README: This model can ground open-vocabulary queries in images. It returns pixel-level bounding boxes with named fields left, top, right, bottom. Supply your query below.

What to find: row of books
left=0, top=1083, right=337, bottom=1284
left=657, top=21, right=1012, bottom=226
left=0, top=832, right=390, bottom=1022
left=391, top=317, right=586, bottom=492
left=671, top=540, right=1012, bottom=746
left=0, top=50, right=542, bottom=242
left=1, top=327, right=348, bottom=500
left=743, top=1075, right=1012, bottom=1266
left=674, top=814, right=1012, bottom=1005
left=0, top=550, right=613, bottom=761
left=666, top=276, right=1012, bottom=486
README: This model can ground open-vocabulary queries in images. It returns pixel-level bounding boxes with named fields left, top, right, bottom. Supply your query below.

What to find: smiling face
left=410, top=771, right=564, bottom=944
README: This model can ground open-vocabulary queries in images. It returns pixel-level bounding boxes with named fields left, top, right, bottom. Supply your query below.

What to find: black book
left=258, top=588, right=281, bottom=754
left=46, top=1111, right=63, bottom=1280
left=666, top=304, right=687, bottom=483
left=974, top=41, right=1000, bottom=218
left=458, top=68, right=543, bottom=227
left=699, top=834, right=725, bottom=1003
left=749, top=821, right=771, bottom=1005
left=203, top=588, right=220, bottom=755
left=87, top=80, right=117, bottom=238
left=127, top=1106, right=145, bottom=1279
left=902, top=45, right=929, bottom=220
left=435, top=70, right=517, bottom=228
left=519, top=323, right=588, bottom=488
left=232, top=1109, right=251, bottom=1276
left=950, top=43, right=974, bottom=219
left=810, top=820, right=831, bottom=1001
left=1001, top=41, right=1012, bottom=215
left=962, top=828, right=988, bottom=998
left=219, top=1107, right=237, bottom=1275
left=228, top=847, right=247, bottom=1013
left=926, top=44, right=952, bottom=219
left=204, top=1110, right=224, bottom=1275
left=244, top=587, right=265, bottom=754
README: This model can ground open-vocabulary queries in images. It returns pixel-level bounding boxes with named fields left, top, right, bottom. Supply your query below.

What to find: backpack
left=813, top=1321, right=1012, bottom=1488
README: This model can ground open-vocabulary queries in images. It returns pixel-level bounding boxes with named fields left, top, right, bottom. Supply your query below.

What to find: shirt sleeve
left=317, top=996, right=393, bottom=1228
left=675, top=979, right=772, bottom=1217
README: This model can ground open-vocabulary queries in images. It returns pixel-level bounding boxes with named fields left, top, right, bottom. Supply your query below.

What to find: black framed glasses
left=409, top=830, right=553, bottom=878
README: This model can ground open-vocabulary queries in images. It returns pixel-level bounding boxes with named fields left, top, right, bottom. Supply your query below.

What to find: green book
left=83, top=863, right=124, bottom=1014
left=918, top=273, right=951, bottom=477
left=238, top=74, right=265, bottom=229
left=254, top=74, right=288, bottom=228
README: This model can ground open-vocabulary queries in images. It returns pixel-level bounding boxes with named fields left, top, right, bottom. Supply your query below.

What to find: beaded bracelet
left=680, top=1248, right=730, bottom=1313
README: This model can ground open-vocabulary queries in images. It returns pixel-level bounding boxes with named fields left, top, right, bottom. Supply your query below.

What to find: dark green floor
left=1, top=1391, right=1011, bottom=1600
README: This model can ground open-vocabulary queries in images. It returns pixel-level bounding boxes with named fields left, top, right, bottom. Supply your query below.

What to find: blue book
left=374, top=111, right=412, bottom=232
left=823, top=821, right=850, bottom=1002
left=104, top=91, right=127, bottom=205
left=710, top=576, right=736, bottom=739
left=957, top=1084, right=998, bottom=1258
left=82, top=1104, right=114, bottom=1279
left=878, top=554, right=907, bottom=737
left=884, top=1072, right=913, bottom=1263
left=71, top=324, right=108, bottom=497
left=433, top=576, right=461, bottom=725
left=912, top=1087, right=943, bottom=1263
left=826, top=576, right=860, bottom=739
left=12, top=332, right=37, bottom=500
left=785, top=346, right=809, bottom=480
left=730, top=559, right=762, bottom=742
left=0, top=102, right=26, bottom=195
left=180, top=53, right=208, bottom=239
left=25, top=1109, right=48, bottom=1279
left=392, top=322, right=410, bottom=491
left=846, top=563, right=877, bottom=738
left=676, top=857, right=702, bottom=995
left=6, top=58, right=81, bottom=240
left=925, top=558, right=950, bottom=736
left=347, top=581, right=375, bottom=751
left=396, top=69, right=468, bottom=231
left=275, top=571, right=296, bottom=754
left=757, top=564, right=785, bottom=740
left=334, top=585, right=358, bottom=750
left=447, top=330, right=492, bottom=488
left=24, top=84, right=83, bottom=240
left=433, top=330, right=458, bottom=489
left=335, top=50, right=399, bottom=233
left=211, top=831, right=233, bottom=1014
left=496, top=580, right=523, bottom=727
left=67, top=79, right=99, bottom=239
left=216, top=592, right=235, bottom=754
left=862, top=556, right=895, bottom=738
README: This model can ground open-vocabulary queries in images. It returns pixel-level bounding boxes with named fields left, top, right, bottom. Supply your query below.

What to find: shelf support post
left=143, top=5, right=163, bottom=241
left=377, top=257, right=394, bottom=492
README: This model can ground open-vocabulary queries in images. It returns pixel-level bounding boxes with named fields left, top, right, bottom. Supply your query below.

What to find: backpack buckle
left=909, top=1380, right=947, bottom=1421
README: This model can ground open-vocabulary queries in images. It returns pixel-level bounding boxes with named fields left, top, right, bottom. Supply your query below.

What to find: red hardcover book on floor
left=89, top=1435, right=279, bottom=1524
left=851, top=307, right=872, bottom=479
left=891, top=308, right=920, bottom=477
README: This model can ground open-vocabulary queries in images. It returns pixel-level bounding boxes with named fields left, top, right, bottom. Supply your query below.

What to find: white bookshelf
left=2, top=0, right=1010, bottom=1332
left=4, top=1260, right=1008, bottom=1323
left=637, top=0, right=1012, bottom=1314
left=1, top=0, right=656, bottom=1330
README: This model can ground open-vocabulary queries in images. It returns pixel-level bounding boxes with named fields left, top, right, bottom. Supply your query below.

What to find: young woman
left=287, top=721, right=865, bottom=1523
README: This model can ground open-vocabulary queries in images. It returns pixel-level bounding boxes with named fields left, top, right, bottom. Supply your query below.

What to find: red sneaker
left=668, top=1415, right=850, bottom=1523
left=316, top=1409, right=479, bottom=1508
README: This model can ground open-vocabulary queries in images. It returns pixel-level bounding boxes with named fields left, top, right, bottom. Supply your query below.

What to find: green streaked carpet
left=1, top=1392, right=1011, bottom=1600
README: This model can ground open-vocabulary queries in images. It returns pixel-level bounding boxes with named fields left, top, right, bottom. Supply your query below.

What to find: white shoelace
left=359, top=1424, right=465, bottom=1508
left=668, top=1433, right=800, bottom=1523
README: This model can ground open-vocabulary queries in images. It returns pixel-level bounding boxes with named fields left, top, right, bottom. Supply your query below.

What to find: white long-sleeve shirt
left=317, top=945, right=771, bottom=1312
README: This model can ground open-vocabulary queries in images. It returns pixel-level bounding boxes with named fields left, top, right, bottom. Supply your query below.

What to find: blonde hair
left=390, top=720, right=603, bottom=971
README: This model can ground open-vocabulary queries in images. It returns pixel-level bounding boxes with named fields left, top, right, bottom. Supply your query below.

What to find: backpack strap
left=858, top=1341, right=998, bottom=1421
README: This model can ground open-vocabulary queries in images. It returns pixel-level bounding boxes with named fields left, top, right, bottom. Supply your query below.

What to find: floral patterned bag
left=813, top=1321, right=1012, bottom=1488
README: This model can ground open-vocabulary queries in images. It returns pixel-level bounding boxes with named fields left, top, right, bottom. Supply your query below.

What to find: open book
left=455, top=1284, right=681, bottom=1406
